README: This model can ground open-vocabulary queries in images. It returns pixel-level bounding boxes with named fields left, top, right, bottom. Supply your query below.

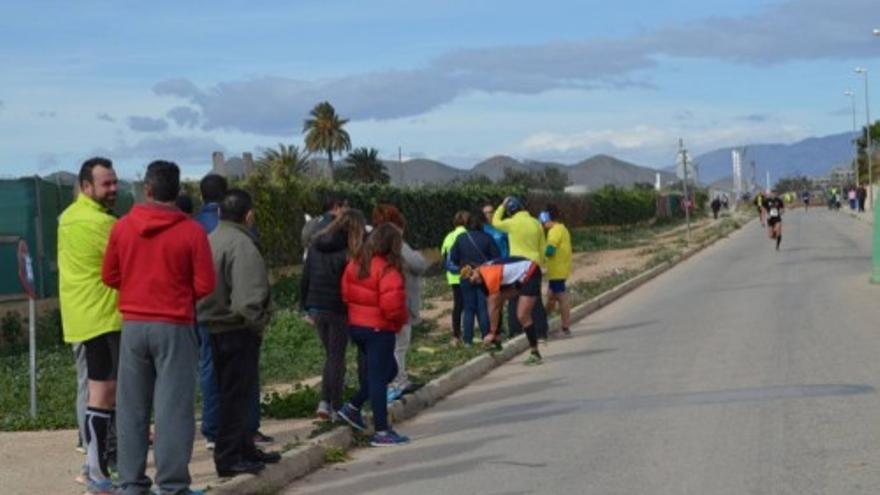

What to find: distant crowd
left=59, top=156, right=573, bottom=494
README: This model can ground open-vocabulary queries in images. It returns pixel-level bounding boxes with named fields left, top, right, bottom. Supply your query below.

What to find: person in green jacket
left=58, top=157, right=122, bottom=494
left=440, top=211, right=469, bottom=345
left=197, top=189, right=281, bottom=477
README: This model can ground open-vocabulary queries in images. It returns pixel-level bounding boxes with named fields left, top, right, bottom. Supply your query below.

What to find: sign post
left=17, top=239, right=37, bottom=419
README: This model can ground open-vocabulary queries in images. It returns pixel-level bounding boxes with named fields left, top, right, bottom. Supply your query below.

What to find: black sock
left=107, top=410, right=117, bottom=468
left=523, top=324, right=538, bottom=348
left=776, top=235, right=782, bottom=248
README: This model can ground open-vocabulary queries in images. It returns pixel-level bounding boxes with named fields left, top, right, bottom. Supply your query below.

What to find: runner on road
left=801, top=190, right=810, bottom=212
left=764, top=192, right=784, bottom=251
left=461, top=257, right=544, bottom=365
left=754, top=192, right=766, bottom=227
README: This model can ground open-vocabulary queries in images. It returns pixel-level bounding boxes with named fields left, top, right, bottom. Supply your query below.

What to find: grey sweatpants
left=74, top=343, right=88, bottom=444
left=392, top=323, right=412, bottom=389
left=117, top=321, right=199, bottom=495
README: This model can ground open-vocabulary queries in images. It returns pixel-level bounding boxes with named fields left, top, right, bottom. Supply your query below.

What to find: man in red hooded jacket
left=103, top=160, right=215, bottom=495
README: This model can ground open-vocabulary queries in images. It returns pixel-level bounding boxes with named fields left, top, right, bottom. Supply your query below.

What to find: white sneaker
left=316, top=400, right=331, bottom=420
left=205, top=440, right=215, bottom=451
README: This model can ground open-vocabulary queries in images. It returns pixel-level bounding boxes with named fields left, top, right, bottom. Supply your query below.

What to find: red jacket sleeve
left=378, top=267, right=408, bottom=330
left=101, top=225, right=122, bottom=289
left=191, top=227, right=216, bottom=301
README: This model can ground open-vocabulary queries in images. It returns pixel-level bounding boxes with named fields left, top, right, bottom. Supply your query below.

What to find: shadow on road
left=575, top=320, right=660, bottom=338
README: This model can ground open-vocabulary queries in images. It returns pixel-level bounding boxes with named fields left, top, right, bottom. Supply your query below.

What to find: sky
left=2, top=0, right=880, bottom=179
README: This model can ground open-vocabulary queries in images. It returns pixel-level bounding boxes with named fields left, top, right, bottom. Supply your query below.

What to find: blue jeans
left=348, top=326, right=398, bottom=432
left=199, top=325, right=260, bottom=441
left=198, top=324, right=219, bottom=442
left=460, top=280, right=489, bottom=344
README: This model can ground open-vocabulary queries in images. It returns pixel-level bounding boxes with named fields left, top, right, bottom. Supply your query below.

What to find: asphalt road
left=283, top=208, right=880, bottom=495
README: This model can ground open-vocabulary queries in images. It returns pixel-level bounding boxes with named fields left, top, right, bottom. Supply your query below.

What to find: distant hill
left=569, top=154, right=676, bottom=190
left=687, top=132, right=857, bottom=185
left=385, top=155, right=675, bottom=189
left=384, top=158, right=467, bottom=185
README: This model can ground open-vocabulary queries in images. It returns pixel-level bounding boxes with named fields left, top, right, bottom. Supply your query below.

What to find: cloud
left=166, top=106, right=200, bottom=128
left=37, top=110, right=57, bottom=118
left=518, top=123, right=809, bottom=164
left=127, top=115, right=169, bottom=132
left=94, top=135, right=226, bottom=166
left=738, top=114, right=771, bottom=123
left=38, top=152, right=59, bottom=170
left=152, top=0, right=880, bottom=135
left=828, top=106, right=856, bottom=118
left=96, top=112, right=115, bottom=123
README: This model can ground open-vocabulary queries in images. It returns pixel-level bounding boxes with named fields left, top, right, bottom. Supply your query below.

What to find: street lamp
left=873, top=28, right=880, bottom=36
left=855, top=67, right=872, bottom=210
left=845, top=90, right=858, bottom=185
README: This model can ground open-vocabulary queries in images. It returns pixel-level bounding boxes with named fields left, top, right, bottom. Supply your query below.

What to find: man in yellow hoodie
left=58, top=157, right=123, bottom=495
left=492, top=197, right=549, bottom=340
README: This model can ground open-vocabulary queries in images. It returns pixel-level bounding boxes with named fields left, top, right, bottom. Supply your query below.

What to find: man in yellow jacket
left=492, top=197, right=549, bottom=340
left=539, top=205, right=573, bottom=336
left=58, top=157, right=122, bottom=494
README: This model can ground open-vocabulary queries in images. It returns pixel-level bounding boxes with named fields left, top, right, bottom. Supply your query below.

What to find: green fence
left=0, top=177, right=133, bottom=299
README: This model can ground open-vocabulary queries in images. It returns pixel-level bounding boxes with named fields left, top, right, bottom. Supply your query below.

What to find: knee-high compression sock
left=85, top=407, right=113, bottom=481
left=776, top=234, right=782, bottom=249
left=106, top=410, right=117, bottom=468
left=523, top=324, right=540, bottom=354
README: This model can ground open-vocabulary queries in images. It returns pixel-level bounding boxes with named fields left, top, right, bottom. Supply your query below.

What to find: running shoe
left=76, top=437, right=86, bottom=455
left=316, top=400, right=331, bottom=420
left=85, top=478, right=117, bottom=495
left=386, top=387, right=404, bottom=403
left=370, top=430, right=410, bottom=447
left=253, top=431, right=275, bottom=445
left=74, top=470, right=90, bottom=486
left=205, top=440, right=215, bottom=451
left=561, top=327, right=572, bottom=337
left=337, top=403, right=366, bottom=432
left=524, top=352, right=543, bottom=366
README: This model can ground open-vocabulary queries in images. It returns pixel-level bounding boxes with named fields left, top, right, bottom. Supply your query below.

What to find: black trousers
left=211, top=329, right=260, bottom=471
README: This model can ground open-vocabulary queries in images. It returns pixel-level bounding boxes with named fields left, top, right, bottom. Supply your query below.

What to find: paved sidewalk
left=0, top=417, right=317, bottom=494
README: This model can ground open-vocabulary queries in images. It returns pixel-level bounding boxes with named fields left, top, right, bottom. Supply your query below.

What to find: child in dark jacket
left=300, top=209, right=366, bottom=420
left=338, top=223, right=410, bottom=446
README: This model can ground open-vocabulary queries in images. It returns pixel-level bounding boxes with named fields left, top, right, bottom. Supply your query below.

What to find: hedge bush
left=237, top=172, right=706, bottom=268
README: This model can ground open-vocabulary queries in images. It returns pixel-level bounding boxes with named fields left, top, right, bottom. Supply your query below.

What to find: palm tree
left=303, top=102, right=351, bottom=170
left=335, top=147, right=390, bottom=184
left=257, top=143, right=311, bottom=183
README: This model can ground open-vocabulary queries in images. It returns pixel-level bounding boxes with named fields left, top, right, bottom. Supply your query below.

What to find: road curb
left=208, top=216, right=746, bottom=494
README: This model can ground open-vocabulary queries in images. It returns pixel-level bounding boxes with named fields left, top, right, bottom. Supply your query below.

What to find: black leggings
left=451, top=284, right=463, bottom=339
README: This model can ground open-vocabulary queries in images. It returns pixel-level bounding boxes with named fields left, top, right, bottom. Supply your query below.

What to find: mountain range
left=685, top=131, right=857, bottom=186
left=380, top=154, right=677, bottom=189
left=375, top=131, right=858, bottom=190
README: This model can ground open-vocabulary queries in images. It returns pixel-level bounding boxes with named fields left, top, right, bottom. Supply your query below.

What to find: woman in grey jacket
left=371, top=203, right=430, bottom=402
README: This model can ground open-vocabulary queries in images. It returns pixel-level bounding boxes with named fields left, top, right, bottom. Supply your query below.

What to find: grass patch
left=0, top=345, right=77, bottom=431
left=323, top=446, right=350, bottom=463
left=422, top=274, right=451, bottom=301
left=570, top=218, right=685, bottom=252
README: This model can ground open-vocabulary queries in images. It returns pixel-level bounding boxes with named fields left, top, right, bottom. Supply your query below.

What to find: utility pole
left=679, top=138, right=692, bottom=243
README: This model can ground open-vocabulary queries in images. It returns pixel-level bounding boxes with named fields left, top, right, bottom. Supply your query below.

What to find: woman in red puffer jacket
left=337, top=223, right=410, bottom=446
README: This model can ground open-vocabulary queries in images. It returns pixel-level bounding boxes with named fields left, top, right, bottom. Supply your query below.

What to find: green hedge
left=238, top=173, right=706, bottom=268
left=309, top=182, right=524, bottom=250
